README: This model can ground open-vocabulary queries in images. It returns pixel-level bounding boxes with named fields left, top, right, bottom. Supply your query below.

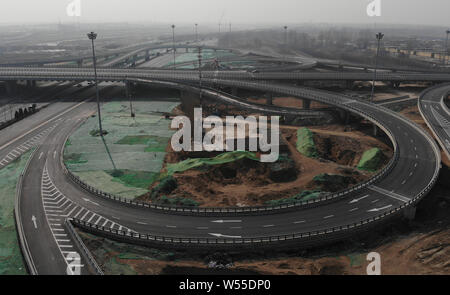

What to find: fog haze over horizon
left=0, top=0, right=449, bottom=28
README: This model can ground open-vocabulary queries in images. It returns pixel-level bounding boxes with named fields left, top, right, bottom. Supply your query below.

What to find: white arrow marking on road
left=367, top=204, right=392, bottom=212
left=82, top=198, right=99, bottom=206
left=349, top=194, right=369, bottom=204
left=208, top=233, right=242, bottom=239
left=211, top=220, right=242, bottom=223
left=38, top=152, right=43, bottom=160
left=31, top=216, right=37, bottom=229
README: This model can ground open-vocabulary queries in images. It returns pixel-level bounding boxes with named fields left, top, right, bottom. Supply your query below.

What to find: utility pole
left=195, top=23, right=198, bottom=43
left=284, top=26, right=288, bottom=48
left=444, top=30, right=450, bottom=66
left=171, top=24, right=176, bottom=69
left=87, top=31, right=104, bottom=136
left=283, top=26, right=288, bottom=61
left=198, top=46, right=203, bottom=103
left=370, top=32, right=384, bottom=102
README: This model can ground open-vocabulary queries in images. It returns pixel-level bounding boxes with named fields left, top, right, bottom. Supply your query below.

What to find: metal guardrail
left=60, top=78, right=401, bottom=216
left=64, top=219, right=103, bottom=275
left=13, top=148, right=38, bottom=275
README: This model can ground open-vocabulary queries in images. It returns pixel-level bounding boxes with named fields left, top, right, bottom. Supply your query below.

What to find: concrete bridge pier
left=303, top=98, right=311, bottom=110
left=77, top=59, right=83, bottom=67
left=179, top=90, right=201, bottom=135
left=373, top=125, right=378, bottom=137
left=403, top=206, right=416, bottom=221
left=5, top=80, right=18, bottom=95
left=145, top=50, right=151, bottom=61
left=266, top=93, right=273, bottom=105
left=26, top=80, right=37, bottom=88
left=346, top=80, right=354, bottom=90
left=231, top=87, right=238, bottom=96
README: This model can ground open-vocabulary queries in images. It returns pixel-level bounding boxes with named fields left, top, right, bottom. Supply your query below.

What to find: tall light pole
left=284, top=26, right=288, bottom=48
left=195, top=23, right=198, bottom=43
left=370, top=32, right=384, bottom=102
left=87, top=31, right=104, bottom=136
left=171, top=24, right=176, bottom=69
left=444, top=30, right=450, bottom=66
left=198, top=46, right=203, bottom=103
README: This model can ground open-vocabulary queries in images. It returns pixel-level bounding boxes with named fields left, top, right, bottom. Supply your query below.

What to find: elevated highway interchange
left=0, top=61, right=448, bottom=274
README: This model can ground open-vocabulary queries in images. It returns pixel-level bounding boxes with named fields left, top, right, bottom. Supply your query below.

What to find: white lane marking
left=87, top=214, right=96, bottom=223
left=262, top=224, right=275, bottom=228
left=349, top=194, right=369, bottom=204
left=94, top=216, right=103, bottom=225
left=166, top=225, right=177, bottom=228
left=230, top=226, right=242, bottom=229
left=367, top=204, right=393, bottom=212
left=368, top=185, right=410, bottom=203
left=38, top=152, right=44, bottom=160
left=211, top=220, right=242, bottom=223
left=82, top=198, right=99, bottom=206
left=293, top=220, right=306, bottom=224
left=31, top=216, right=37, bottom=229
left=137, top=221, right=147, bottom=225
left=323, top=215, right=334, bottom=219
left=349, top=208, right=359, bottom=212
left=208, top=233, right=242, bottom=239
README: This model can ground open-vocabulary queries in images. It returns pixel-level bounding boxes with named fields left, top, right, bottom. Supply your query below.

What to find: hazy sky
left=0, top=0, right=449, bottom=27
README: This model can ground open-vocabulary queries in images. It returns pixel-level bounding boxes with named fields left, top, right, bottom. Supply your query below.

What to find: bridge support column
left=77, top=59, right=83, bottom=67
left=5, top=80, right=18, bottom=95
left=266, top=93, right=273, bottom=105
left=179, top=90, right=201, bottom=135
left=373, top=125, right=378, bottom=137
left=303, top=99, right=311, bottom=110
left=26, top=80, right=36, bottom=88
left=346, top=80, right=354, bottom=90
left=145, top=50, right=150, bottom=61
left=403, top=206, right=416, bottom=221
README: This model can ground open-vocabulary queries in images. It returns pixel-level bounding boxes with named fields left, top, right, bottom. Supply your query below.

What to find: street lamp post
left=87, top=31, right=104, bottom=136
left=283, top=26, right=288, bottom=61
left=171, top=24, right=176, bottom=69
left=284, top=26, right=288, bottom=48
left=444, top=30, right=450, bottom=66
left=370, top=32, right=384, bottom=102
left=195, top=23, right=198, bottom=43
left=198, top=46, right=202, bottom=102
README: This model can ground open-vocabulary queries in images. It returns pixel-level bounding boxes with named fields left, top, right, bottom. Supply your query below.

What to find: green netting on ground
left=166, top=151, right=259, bottom=175
left=65, top=99, right=179, bottom=199
left=0, top=150, right=32, bottom=275
left=73, top=170, right=149, bottom=199
left=357, top=148, right=384, bottom=172
left=116, top=135, right=153, bottom=145
left=107, top=170, right=160, bottom=190
left=166, top=49, right=236, bottom=66
left=296, top=127, right=318, bottom=158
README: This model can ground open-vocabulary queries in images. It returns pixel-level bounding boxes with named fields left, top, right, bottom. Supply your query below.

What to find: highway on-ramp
left=418, top=83, right=450, bottom=160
